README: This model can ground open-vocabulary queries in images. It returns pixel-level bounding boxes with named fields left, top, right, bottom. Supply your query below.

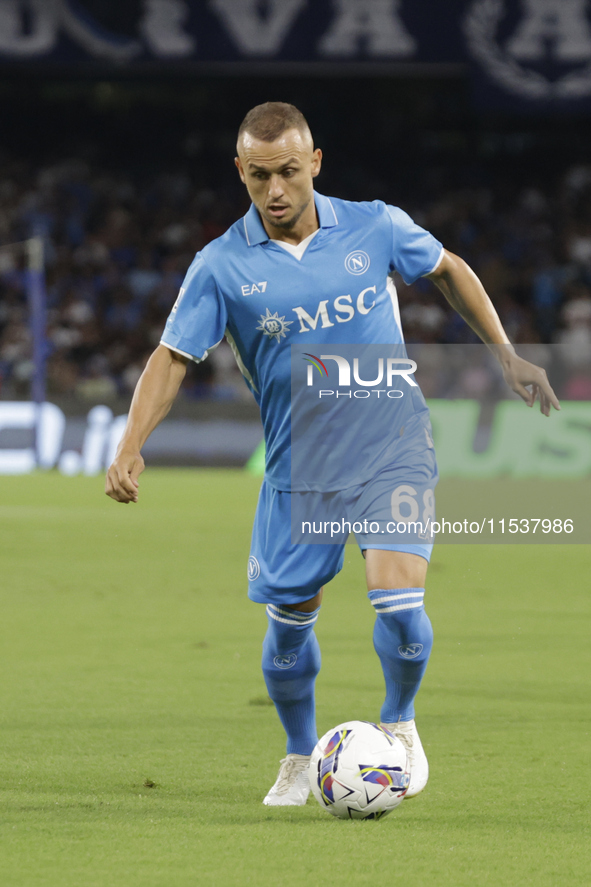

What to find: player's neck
left=262, top=204, right=319, bottom=246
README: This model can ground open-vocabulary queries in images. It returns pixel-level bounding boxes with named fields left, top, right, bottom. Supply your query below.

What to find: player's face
left=235, top=128, right=322, bottom=233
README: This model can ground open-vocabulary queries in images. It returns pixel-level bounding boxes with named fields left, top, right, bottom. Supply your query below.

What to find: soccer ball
left=308, top=720, right=410, bottom=820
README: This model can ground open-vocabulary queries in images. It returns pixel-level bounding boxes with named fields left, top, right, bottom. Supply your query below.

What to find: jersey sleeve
left=160, top=253, right=227, bottom=362
left=385, top=204, right=444, bottom=285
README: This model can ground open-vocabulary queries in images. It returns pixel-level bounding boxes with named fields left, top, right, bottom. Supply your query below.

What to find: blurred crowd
left=0, top=155, right=250, bottom=402
left=0, top=155, right=590, bottom=402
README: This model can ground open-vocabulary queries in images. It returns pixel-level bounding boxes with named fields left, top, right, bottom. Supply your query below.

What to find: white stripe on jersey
left=225, top=328, right=259, bottom=393
left=386, top=275, right=404, bottom=341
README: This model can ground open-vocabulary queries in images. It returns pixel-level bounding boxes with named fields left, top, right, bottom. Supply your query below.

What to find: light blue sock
left=368, top=588, right=433, bottom=723
left=261, top=603, right=321, bottom=755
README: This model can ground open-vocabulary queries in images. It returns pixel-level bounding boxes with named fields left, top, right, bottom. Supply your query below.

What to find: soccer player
left=106, top=103, right=559, bottom=806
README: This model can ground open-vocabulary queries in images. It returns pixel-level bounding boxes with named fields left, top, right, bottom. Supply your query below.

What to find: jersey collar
left=242, top=191, right=339, bottom=247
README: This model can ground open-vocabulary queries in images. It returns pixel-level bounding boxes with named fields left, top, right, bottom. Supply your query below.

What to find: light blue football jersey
left=160, top=192, right=443, bottom=490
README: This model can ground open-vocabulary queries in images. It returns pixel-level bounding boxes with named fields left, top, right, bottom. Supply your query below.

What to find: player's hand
left=499, top=353, right=561, bottom=417
left=105, top=450, right=145, bottom=503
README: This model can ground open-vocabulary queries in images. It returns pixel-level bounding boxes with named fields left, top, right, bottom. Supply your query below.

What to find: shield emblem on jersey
left=345, top=250, right=370, bottom=274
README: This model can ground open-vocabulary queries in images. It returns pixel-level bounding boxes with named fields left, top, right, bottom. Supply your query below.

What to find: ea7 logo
left=241, top=281, right=268, bottom=296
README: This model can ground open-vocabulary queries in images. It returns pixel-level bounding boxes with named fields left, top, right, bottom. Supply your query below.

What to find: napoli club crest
left=247, top=556, right=261, bottom=581
left=273, top=654, right=297, bottom=669
left=398, top=644, right=423, bottom=660
left=345, top=250, right=370, bottom=275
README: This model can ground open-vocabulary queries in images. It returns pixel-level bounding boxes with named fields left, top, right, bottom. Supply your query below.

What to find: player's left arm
left=427, top=249, right=560, bottom=416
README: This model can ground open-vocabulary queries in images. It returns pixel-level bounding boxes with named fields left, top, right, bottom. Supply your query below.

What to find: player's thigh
left=365, top=549, right=428, bottom=591
left=346, top=442, right=437, bottom=590
left=290, top=587, right=324, bottom=611
left=248, top=481, right=344, bottom=606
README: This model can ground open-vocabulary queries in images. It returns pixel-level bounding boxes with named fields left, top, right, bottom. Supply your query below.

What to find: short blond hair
left=238, top=102, right=311, bottom=143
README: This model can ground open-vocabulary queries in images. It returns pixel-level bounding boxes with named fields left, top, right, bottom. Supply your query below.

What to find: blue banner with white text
left=3, top=1, right=591, bottom=111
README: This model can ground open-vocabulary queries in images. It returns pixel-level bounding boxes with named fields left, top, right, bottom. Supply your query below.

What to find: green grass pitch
left=0, top=469, right=589, bottom=887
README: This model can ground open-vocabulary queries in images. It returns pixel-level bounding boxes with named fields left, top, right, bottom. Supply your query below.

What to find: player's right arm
left=105, top=344, right=188, bottom=504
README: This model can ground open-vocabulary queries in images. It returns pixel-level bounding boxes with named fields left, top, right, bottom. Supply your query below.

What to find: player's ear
left=235, top=156, right=246, bottom=184
left=311, top=148, right=322, bottom=179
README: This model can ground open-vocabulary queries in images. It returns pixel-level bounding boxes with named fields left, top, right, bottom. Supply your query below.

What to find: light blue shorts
left=248, top=447, right=438, bottom=605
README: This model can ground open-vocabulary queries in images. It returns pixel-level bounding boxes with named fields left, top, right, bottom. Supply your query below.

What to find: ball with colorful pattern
left=308, top=720, right=410, bottom=820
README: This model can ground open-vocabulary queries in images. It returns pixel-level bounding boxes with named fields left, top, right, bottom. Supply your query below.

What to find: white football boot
left=381, top=719, right=428, bottom=799
left=263, top=753, right=311, bottom=806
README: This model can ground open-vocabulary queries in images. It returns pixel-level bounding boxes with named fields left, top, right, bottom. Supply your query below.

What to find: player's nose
left=268, top=174, right=284, bottom=198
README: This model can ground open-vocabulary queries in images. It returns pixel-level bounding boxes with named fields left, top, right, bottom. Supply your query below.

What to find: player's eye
left=283, top=169, right=296, bottom=178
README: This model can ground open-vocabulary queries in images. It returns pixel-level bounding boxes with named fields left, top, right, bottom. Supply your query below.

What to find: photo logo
left=303, top=353, right=329, bottom=384
left=345, top=250, right=371, bottom=275
left=304, top=353, right=418, bottom=397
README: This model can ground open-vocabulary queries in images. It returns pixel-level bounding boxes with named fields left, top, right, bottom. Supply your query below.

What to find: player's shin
left=261, top=603, right=321, bottom=755
left=368, top=588, right=433, bottom=723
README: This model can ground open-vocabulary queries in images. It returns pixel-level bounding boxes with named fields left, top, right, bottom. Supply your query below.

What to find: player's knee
left=288, top=587, right=323, bottom=612
left=264, top=603, right=320, bottom=644
left=365, top=550, right=428, bottom=591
